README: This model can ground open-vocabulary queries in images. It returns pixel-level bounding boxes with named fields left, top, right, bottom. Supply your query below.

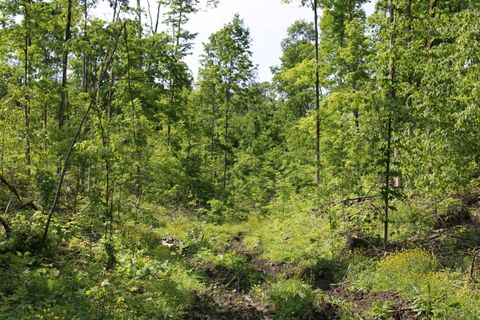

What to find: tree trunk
left=59, top=0, right=73, bottom=129
left=137, top=0, right=142, bottom=37
left=313, top=0, right=321, bottom=186
left=223, top=87, right=231, bottom=192
left=428, top=0, right=437, bottom=50
left=23, top=0, right=32, bottom=176
left=82, top=0, right=89, bottom=92
left=384, top=0, right=396, bottom=247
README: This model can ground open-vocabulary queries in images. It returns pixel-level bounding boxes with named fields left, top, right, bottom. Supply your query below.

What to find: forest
left=1, top=0, right=480, bottom=318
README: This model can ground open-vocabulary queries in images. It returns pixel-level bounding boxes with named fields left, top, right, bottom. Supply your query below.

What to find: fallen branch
left=331, top=195, right=378, bottom=206
left=0, top=175, right=22, bottom=204
left=225, top=275, right=237, bottom=287
left=0, top=175, right=38, bottom=210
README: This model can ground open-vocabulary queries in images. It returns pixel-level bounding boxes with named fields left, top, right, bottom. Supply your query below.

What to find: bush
left=261, top=278, right=323, bottom=319
left=350, top=249, right=480, bottom=319
left=368, top=249, right=437, bottom=293
left=10, top=211, right=48, bottom=252
left=194, top=249, right=263, bottom=290
left=434, top=197, right=471, bottom=228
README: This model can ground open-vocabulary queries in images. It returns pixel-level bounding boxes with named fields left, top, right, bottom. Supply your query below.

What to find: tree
left=59, top=0, right=73, bottom=129
left=283, top=0, right=321, bottom=186
left=198, top=14, right=255, bottom=193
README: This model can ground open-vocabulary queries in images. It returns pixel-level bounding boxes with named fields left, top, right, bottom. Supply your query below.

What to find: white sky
left=95, top=0, right=375, bottom=83
left=184, top=0, right=312, bottom=82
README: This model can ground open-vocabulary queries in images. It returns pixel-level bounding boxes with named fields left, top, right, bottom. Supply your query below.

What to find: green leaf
left=46, top=279, right=55, bottom=291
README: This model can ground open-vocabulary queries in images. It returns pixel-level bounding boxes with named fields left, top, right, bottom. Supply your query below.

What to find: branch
left=330, top=195, right=378, bottom=206
left=0, top=175, right=38, bottom=210
left=0, top=175, right=22, bottom=204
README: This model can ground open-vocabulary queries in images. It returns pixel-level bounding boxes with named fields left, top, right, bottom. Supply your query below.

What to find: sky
left=184, top=0, right=312, bottom=82
left=95, top=0, right=376, bottom=83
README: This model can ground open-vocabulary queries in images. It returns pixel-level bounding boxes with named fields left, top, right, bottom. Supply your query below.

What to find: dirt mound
left=186, top=291, right=272, bottom=320
left=221, top=232, right=252, bottom=258
left=331, top=285, right=417, bottom=319
left=251, top=258, right=297, bottom=278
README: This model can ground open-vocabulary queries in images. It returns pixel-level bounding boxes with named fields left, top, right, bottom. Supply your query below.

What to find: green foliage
left=257, top=278, right=323, bottom=320
left=34, top=170, right=56, bottom=208
left=9, top=211, right=48, bottom=252
left=1, top=0, right=480, bottom=319
left=194, top=249, right=263, bottom=289
left=351, top=249, right=480, bottom=319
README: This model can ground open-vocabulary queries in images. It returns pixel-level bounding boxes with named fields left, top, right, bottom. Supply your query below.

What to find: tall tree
left=59, top=0, right=73, bottom=129
left=283, top=0, right=322, bottom=186
left=162, top=0, right=198, bottom=144
left=199, top=14, right=255, bottom=193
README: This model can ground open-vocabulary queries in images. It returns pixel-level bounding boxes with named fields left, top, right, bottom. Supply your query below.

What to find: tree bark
left=384, top=0, right=396, bottom=247
left=23, top=0, right=32, bottom=175
left=313, top=0, right=321, bottom=186
left=223, top=87, right=231, bottom=192
left=59, top=0, right=73, bottom=129
left=82, top=0, right=89, bottom=92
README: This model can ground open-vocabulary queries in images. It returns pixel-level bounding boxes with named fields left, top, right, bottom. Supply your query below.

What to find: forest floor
left=1, top=191, right=480, bottom=319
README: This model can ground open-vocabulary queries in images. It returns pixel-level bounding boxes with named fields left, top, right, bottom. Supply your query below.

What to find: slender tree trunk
left=424, top=0, right=437, bottom=179
left=0, top=114, right=6, bottom=175
left=146, top=2, right=161, bottom=73
left=105, top=156, right=112, bottom=237
left=210, top=84, right=217, bottom=184
left=82, top=0, right=89, bottom=92
left=392, top=0, right=412, bottom=190
left=78, top=0, right=89, bottom=197
left=112, top=0, right=118, bottom=22
left=166, top=9, right=184, bottom=145
left=23, top=0, right=32, bottom=176
left=223, top=87, right=231, bottom=192
left=428, top=0, right=437, bottom=50
left=384, top=0, right=396, bottom=247
left=167, top=77, right=173, bottom=145
left=154, top=1, right=161, bottom=34
left=313, top=0, right=321, bottom=186
left=406, top=0, right=412, bottom=43
left=124, top=22, right=143, bottom=216
left=384, top=117, right=392, bottom=246
left=137, top=0, right=142, bottom=37
left=59, top=0, right=73, bottom=129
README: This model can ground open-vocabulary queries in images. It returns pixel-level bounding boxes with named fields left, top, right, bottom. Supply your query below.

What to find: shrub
left=263, top=278, right=323, bottom=320
left=372, top=249, right=437, bottom=293
left=434, top=197, right=471, bottom=228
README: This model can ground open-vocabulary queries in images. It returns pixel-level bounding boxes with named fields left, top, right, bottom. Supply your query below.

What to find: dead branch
left=0, top=175, right=22, bottom=203
left=331, top=195, right=378, bottom=206
left=0, top=175, right=38, bottom=210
